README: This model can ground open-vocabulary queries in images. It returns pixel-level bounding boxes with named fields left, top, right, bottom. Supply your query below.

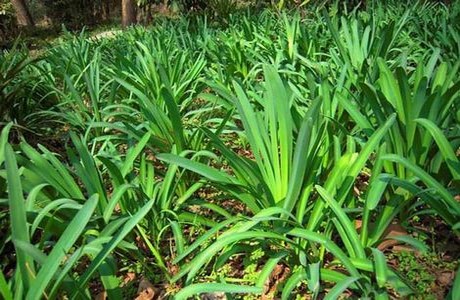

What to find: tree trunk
left=11, top=0, right=34, bottom=27
left=122, top=0, right=135, bottom=28
left=102, top=1, right=110, bottom=21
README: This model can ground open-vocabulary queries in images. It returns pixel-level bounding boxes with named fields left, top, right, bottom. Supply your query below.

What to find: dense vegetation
left=1, top=1, right=460, bottom=299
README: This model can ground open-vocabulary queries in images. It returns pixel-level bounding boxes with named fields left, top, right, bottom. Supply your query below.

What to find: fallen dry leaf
left=392, top=245, right=416, bottom=252
left=95, top=291, right=107, bottom=300
left=123, top=272, right=136, bottom=286
left=135, top=278, right=157, bottom=300
left=377, top=224, right=408, bottom=251
left=355, top=219, right=363, bottom=230
left=200, top=292, right=226, bottom=300
left=437, top=271, right=454, bottom=286
left=262, top=264, right=290, bottom=299
left=355, top=220, right=410, bottom=252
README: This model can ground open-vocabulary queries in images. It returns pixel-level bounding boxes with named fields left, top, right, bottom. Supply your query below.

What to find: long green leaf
left=324, top=277, right=358, bottom=300
left=0, top=269, right=13, bottom=300
left=74, top=197, right=156, bottom=296
left=157, top=153, right=238, bottom=185
left=5, top=144, right=35, bottom=290
left=27, top=195, right=98, bottom=300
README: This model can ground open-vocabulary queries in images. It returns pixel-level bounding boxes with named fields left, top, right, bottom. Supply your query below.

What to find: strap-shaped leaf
left=27, top=195, right=98, bottom=300
left=5, top=144, right=35, bottom=290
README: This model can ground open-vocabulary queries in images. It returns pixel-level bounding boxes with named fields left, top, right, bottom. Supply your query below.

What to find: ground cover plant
left=1, top=1, right=460, bottom=299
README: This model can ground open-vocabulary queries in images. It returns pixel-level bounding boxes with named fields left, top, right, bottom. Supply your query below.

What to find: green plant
left=158, top=67, right=420, bottom=298
left=338, top=54, right=460, bottom=228
left=0, top=45, right=55, bottom=129
left=447, top=266, right=460, bottom=300
left=1, top=2, right=460, bottom=299
left=0, top=125, right=200, bottom=298
left=1, top=143, right=151, bottom=299
left=389, top=251, right=458, bottom=299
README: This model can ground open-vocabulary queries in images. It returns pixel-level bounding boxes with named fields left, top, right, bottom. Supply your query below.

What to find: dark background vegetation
left=1, top=0, right=453, bottom=48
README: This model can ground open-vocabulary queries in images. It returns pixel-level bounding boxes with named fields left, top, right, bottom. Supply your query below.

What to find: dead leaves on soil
left=354, top=220, right=413, bottom=252
left=377, top=224, right=410, bottom=251
left=135, top=278, right=158, bottom=300
left=262, top=264, right=290, bottom=299
left=95, top=277, right=160, bottom=300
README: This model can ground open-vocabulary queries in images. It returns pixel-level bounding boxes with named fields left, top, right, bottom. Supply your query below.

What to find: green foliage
left=389, top=251, right=458, bottom=299
left=1, top=1, right=460, bottom=299
left=0, top=46, right=56, bottom=129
